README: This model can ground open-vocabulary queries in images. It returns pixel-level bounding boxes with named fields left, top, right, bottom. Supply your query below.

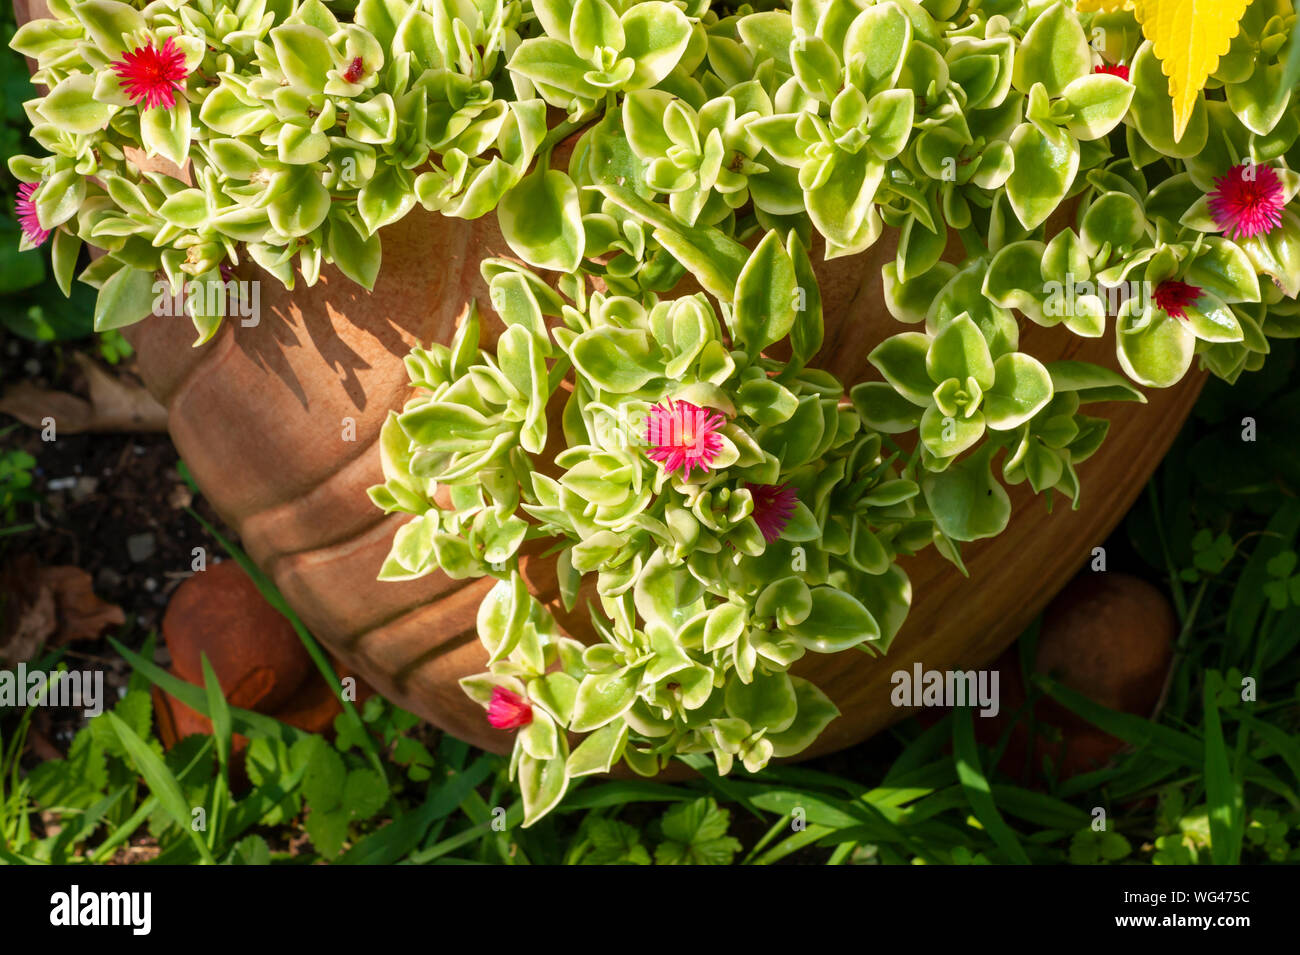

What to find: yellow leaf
left=1076, top=0, right=1134, bottom=11
left=1131, top=0, right=1251, bottom=142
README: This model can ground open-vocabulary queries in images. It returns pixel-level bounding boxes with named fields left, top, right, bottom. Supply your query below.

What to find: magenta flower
left=1094, top=63, right=1130, bottom=81
left=14, top=182, right=49, bottom=247
left=747, top=483, right=798, bottom=543
left=111, top=37, right=189, bottom=110
left=644, top=400, right=725, bottom=478
left=487, top=686, right=532, bottom=729
left=343, top=57, right=366, bottom=83
left=1152, top=280, right=1202, bottom=320
left=1208, top=164, right=1286, bottom=241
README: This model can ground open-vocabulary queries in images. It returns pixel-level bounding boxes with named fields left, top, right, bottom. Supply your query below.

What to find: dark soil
left=1, top=331, right=225, bottom=631
left=8, top=429, right=222, bottom=628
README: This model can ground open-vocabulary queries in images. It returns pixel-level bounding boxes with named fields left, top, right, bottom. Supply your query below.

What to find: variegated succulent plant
left=11, top=0, right=1300, bottom=823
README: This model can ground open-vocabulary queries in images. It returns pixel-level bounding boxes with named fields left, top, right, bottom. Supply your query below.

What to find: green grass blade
left=109, top=637, right=304, bottom=745
left=220, top=764, right=308, bottom=843
left=747, top=789, right=870, bottom=829
left=200, top=655, right=233, bottom=853
left=1240, top=713, right=1300, bottom=790
left=862, top=785, right=939, bottom=812
left=408, top=798, right=525, bottom=865
left=989, top=785, right=1090, bottom=831
left=1203, top=672, right=1244, bottom=864
left=883, top=714, right=953, bottom=784
left=338, top=756, right=497, bottom=865
left=906, top=785, right=972, bottom=824
left=560, top=780, right=696, bottom=809
left=200, top=655, right=232, bottom=770
left=106, top=712, right=216, bottom=865
left=50, top=786, right=130, bottom=862
left=1034, top=674, right=1202, bottom=766
left=749, top=824, right=834, bottom=864
left=1226, top=501, right=1300, bottom=639
left=760, top=764, right=869, bottom=797
left=952, top=706, right=1030, bottom=864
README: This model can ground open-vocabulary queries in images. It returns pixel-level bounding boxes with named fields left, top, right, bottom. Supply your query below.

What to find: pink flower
left=1208, top=163, right=1286, bottom=240
left=111, top=37, right=189, bottom=110
left=644, top=400, right=725, bottom=478
left=747, top=483, right=798, bottom=543
left=487, top=686, right=532, bottom=729
left=1152, top=280, right=1202, bottom=320
left=1094, top=63, right=1130, bottom=81
left=14, top=182, right=48, bottom=247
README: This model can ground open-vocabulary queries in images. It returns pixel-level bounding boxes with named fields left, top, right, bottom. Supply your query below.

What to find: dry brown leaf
left=39, top=565, right=127, bottom=643
left=0, top=557, right=125, bottom=664
left=1, top=578, right=56, bottom=665
left=0, top=353, right=167, bottom=433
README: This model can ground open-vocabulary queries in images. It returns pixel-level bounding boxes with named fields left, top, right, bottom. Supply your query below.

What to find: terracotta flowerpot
left=14, top=0, right=1203, bottom=760
left=112, top=202, right=1200, bottom=759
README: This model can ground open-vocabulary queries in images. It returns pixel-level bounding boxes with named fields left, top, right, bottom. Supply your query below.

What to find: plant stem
left=539, top=117, right=590, bottom=157
left=1150, top=578, right=1208, bottom=723
left=1147, top=481, right=1188, bottom=619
